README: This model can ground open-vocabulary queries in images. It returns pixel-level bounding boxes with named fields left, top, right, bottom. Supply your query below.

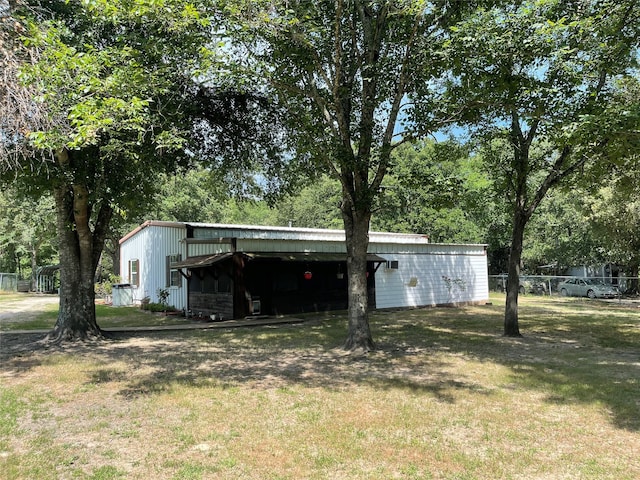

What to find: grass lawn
left=1, top=293, right=639, bottom=479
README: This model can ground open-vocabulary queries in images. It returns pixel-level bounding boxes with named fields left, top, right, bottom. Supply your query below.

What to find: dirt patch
left=0, top=295, right=59, bottom=354
left=0, top=294, right=59, bottom=324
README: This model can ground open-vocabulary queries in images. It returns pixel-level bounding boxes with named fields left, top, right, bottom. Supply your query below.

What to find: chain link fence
left=0, top=273, right=18, bottom=291
left=489, top=274, right=637, bottom=297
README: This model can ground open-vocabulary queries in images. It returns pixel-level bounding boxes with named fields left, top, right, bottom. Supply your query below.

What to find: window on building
left=189, top=268, right=231, bottom=294
left=166, top=254, right=182, bottom=287
left=217, top=271, right=232, bottom=293
left=128, top=259, right=140, bottom=287
left=202, top=272, right=216, bottom=293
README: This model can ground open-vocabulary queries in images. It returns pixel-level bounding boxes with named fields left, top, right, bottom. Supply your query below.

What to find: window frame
left=128, top=259, right=140, bottom=287
left=166, top=254, right=182, bottom=288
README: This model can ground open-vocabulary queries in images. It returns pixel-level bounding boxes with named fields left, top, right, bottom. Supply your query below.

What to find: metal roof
left=120, top=220, right=432, bottom=245
left=120, top=220, right=488, bottom=249
left=36, top=265, right=60, bottom=276
left=187, top=222, right=430, bottom=244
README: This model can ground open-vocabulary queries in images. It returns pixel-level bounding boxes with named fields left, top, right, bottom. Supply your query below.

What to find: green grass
left=0, top=389, right=24, bottom=451
left=1, top=294, right=639, bottom=479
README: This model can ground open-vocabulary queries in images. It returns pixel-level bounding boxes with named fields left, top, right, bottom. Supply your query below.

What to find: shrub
left=141, top=302, right=177, bottom=313
left=95, top=274, right=121, bottom=298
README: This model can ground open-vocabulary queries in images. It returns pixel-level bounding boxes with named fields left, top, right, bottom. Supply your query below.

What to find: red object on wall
left=304, top=271, right=313, bottom=280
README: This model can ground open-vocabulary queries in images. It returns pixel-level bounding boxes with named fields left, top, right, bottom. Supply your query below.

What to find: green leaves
left=444, top=0, right=639, bottom=136
left=369, top=140, right=492, bottom=243
left=79, top=0, right=211, bottom=31
left=20, top=17, right=162, bottom=152
left=14, top=0, right=222, bottom=158
left=0, top=0, right=238, bottom=235
left=67, top=96, right=149, bottom=148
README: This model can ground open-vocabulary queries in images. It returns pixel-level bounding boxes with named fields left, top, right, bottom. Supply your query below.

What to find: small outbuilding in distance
left=119, top=221, right=489, bottom=319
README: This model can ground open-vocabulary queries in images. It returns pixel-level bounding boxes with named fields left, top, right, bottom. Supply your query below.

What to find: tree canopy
left=374, top=140, right=492, bottom=243
left=0, top=186, right=56, bottom=279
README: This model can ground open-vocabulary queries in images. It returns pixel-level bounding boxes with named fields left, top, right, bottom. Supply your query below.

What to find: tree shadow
left=390, top=309, right=640, bottom=431
left=76, top=329, right=491, bottom=405
left=1, top=301, right=638, bottom=432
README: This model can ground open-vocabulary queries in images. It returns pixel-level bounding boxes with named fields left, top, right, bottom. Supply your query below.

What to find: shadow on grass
left=2, top=298, right=639, bottom=431
left=79, top=325, right=495, bottom=406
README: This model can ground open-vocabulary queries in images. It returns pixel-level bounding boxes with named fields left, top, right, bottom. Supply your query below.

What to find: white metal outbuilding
left=119, top=221, right=488, bottom=318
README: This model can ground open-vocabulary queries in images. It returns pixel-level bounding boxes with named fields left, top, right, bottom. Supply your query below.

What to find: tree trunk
left=342, top=202, right=375, bottom=352
left=627, top=263, right=639, bottom=295
left=46, top=150, right=113, bottom=342
left=30, top=244, right=37, bottom=291
left=51, top=261, right=103, bottom=341
left=111, top=237, right=121, bottom=277
left=504, top=207, right=527, bottom=337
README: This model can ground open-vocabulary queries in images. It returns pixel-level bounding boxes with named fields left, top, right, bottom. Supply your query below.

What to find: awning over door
left=171, top=251, right=386, bottom=269
left=171, top=252, right=234, bottom=269
left=245, top=252, right=386, bottom=263
left=171, top=252, right=386, bottom=270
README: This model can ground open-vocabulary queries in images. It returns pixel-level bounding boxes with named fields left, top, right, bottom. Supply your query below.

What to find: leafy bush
left=141, top=302, right=178, bottom=313
left=157, top=287, right=170, bottom=306
left=95, top=274, right=121, bottom=297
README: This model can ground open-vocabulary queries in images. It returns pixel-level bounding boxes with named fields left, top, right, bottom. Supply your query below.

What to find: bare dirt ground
left=0, top=293, right=59, bottom=322
left=0, top=294, right=60, bottom=358
left=0, top=331, right=48, bottom=360
left=0, top=295, right=173, bottom=362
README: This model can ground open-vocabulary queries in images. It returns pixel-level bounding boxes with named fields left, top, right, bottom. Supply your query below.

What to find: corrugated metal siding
left=119, top=226, right=148, bottom=302
left=192, top=225, right=346, bottom=242
left=370, top=232, right=430, bottom=245
left=236, top=239, right=347, bottom=253
left=120, top=224, right=188, bottom=310
left=369, top=243, right=486, bottom=256
left=375, top=250, right=489, bottom=308
left=187, top=242, right=233, bottom=257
